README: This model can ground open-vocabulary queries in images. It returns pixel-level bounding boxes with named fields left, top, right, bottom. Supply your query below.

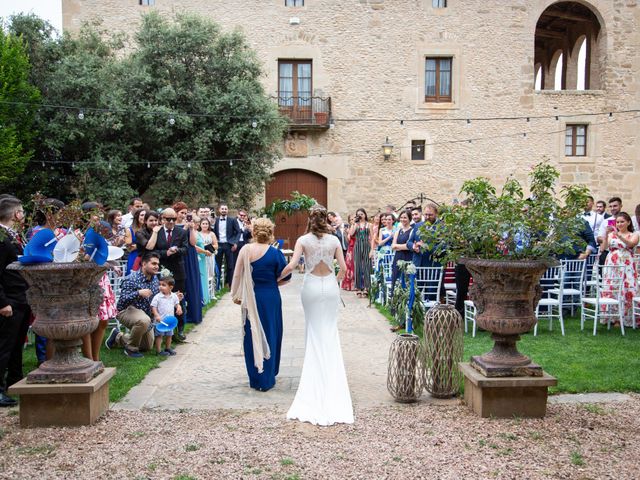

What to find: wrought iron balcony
left=272, top=95, right=332, bottom=130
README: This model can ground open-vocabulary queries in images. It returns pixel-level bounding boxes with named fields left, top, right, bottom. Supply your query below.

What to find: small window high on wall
left=285, top=0, right=304, bottom=6
left=432, top=0, right=447, bottom=7
left=565, top=125, right=587, bottom=156
left=139, top=0, right=155, bottom=5
left=411, top=140, right=426, bottom=161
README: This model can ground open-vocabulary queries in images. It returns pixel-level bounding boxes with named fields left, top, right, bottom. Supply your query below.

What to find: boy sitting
left=150, top=275, right=182, bottom=356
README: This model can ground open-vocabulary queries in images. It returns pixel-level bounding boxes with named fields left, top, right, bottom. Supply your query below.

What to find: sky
left=0, top=0, right=62, bottom=34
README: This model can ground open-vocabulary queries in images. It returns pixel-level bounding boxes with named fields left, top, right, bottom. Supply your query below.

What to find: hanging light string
left=0, top=99, right=637, bottom=123
left=35, top=111, right=640, bottom=165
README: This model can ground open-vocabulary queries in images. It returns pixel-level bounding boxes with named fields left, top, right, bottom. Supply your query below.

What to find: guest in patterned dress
left=349, top=208, right=372, bottom=297
left=601, top=212, right=639, bottom=327
left=341, top=215, right=356, bottom=291
left=376, top=213, right=395, bottom=267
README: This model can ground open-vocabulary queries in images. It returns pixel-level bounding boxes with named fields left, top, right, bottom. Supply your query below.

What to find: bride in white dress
left=280, top=205, right=354, bottom=426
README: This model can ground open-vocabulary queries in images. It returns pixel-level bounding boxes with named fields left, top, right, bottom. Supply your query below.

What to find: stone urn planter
left=460, top=258, right=551, bottom=378
left=8, top=262, right=106, bottom=383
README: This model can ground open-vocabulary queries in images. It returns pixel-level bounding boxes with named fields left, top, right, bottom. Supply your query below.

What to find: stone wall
left=62, top=0, right=640, bottom=215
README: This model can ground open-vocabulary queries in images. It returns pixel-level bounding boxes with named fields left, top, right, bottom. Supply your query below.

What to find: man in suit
left=407, top=203, right=441, bottom=268
left=0, top=196, right=30, bottom=406
left=596, top=197, right=619, bottom=266
left=213, top=204, right=240, bottom=287
left=328, top=211, right=348, bottom=256
left=152, top=207, right=189, bottom=341
left=233, top=209, right=253, bottom=268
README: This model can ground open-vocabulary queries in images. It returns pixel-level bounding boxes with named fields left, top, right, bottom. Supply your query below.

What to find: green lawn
left=21, top=289, right=228, bottom=403
left=376, top=303, right=640, bottom=394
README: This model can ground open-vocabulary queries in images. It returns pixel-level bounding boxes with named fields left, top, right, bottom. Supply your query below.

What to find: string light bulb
left=168, top=116, right=175, bottom=126
left=147, top=161, right=150, bottom=169
left=230, top=159, right=233, bottom=166
left=187, top=162, right=191, bottom=168
left=78, top=109, right=85, bottom=120
left=251, top=119, right=257, bottom=128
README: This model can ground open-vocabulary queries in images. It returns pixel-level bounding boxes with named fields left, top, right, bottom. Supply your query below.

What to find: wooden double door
left=265, top=169, right=327, bottom=249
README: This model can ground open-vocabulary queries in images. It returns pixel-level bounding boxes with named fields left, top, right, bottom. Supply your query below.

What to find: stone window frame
left=416, top=47, right=462, bottom=112
left=401, top=131, right=433, bottom=165
left=558, top=117, right=598, bottom=164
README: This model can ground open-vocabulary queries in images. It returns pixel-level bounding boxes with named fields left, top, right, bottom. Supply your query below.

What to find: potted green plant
left=419, top=161, right=589, bottom=377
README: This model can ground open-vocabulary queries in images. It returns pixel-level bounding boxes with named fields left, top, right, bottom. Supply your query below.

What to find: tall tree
left=0, top=28, right=40, bottom=185
left=108, top=12, right=287, bottom=206
left=7, top=12, right=286, bottom=208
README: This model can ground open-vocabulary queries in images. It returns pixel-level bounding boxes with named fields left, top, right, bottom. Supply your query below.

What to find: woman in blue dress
left=174, top=202, right=203, bottom=325
left=390, top=210, right=414, bottom=293
left=231, top=218, right=290, bottom=391
left=126, top=208, right=146, bottom=274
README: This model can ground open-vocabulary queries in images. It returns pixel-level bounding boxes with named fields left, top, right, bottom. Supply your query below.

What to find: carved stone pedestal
left=9, top=368, right=115, bottom=428
left=460, top=363, right=556, bottom=418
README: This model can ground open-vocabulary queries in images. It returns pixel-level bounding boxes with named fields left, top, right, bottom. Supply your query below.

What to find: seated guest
left=105, top=253, right=161, bottom=358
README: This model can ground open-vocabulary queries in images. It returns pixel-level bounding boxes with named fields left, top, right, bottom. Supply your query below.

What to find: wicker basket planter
left=422, top=304, right=464, bottom=398
left=387, top=333, right=425, bottom=403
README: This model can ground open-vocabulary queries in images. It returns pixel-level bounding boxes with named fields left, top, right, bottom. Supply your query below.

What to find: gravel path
left=1, top=396, right=639, bottom=479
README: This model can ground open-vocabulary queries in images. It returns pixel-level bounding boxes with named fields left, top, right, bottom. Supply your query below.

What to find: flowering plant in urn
left=419, top=161, right=590, bottom=377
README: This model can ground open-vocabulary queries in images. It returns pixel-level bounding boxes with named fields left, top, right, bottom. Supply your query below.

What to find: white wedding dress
left=286, top=233, right=354, bottom=425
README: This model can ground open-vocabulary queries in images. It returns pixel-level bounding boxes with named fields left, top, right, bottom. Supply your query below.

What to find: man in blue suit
left=406, top=203, right=441, bottom=268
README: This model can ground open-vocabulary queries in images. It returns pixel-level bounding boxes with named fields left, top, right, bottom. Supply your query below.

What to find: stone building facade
left=62, top=0, right=640, bottom=218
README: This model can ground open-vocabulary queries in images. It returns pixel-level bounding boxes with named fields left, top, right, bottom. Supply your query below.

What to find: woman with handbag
left=195, top=216, right=217, bottom=304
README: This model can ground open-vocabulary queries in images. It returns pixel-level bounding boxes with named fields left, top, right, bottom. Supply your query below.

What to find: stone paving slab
left=115, top=273, right=452, bottom=411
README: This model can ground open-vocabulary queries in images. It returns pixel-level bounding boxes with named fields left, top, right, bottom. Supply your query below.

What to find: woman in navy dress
left=390, top=210, right=413, bottom=293
left=174, top=202, right=203, bottom=325
left=231, top=218, right=289, bottom=391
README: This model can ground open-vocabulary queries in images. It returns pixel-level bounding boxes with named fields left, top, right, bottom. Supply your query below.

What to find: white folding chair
left=464, top=299, right=477, bottom=337
left=583, top=253, right=599, bottom=295
left=551, top=259, right=585, bottom=316
left=633, top=296, right=640, bottom=329
left=414, top=266, right=443, bottom=310
left=534, top=265, right=564, bottom=336
left=581, top=264, right=626, bottom=336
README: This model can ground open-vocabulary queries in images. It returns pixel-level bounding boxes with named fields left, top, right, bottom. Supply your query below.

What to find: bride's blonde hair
left=306, top=204, right=332, bottom=238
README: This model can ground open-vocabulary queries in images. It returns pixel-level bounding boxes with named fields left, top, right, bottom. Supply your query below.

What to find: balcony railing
left=272, top=95, right=332, bottom=130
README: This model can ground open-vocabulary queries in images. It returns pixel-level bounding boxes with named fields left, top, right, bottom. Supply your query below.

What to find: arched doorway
left=265, top=169, right=327, bottom=249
